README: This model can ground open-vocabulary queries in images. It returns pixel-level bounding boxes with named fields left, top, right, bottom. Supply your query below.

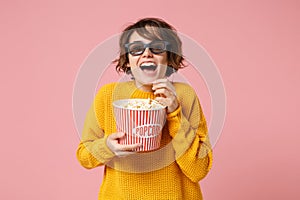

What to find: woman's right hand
left=106, top=132, right=142, bottom=157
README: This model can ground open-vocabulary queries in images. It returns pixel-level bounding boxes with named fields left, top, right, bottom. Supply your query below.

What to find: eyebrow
left=129, top=40, right=146, bottom=43
left=128, top=40, right=161, bottom=44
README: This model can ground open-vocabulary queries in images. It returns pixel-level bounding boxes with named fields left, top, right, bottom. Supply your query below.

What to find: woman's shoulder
left=173, top=82, right=192, bottom=89
left=95, top=83, right=116, bottom=97
left=98, top=82, right=117, bottom=91
left=173, top=82, right=197, bottom=97
left=96, top=82, right=133, bottom=97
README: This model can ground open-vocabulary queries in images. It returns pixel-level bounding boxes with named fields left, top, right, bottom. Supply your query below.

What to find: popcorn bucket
left=113, top=99, right=166, bottom=152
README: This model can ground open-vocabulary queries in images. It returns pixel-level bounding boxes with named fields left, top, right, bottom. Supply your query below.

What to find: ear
left=125, top=63, right=131, bottom=71
left=125, top=64, right=132, bottom=74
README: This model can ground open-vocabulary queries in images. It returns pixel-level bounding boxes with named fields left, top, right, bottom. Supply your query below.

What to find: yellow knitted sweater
left=76, top=81, right=213, bottom=200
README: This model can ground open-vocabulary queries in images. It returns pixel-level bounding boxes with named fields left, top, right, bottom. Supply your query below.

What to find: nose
left=142, top=47, right=153, bottom=57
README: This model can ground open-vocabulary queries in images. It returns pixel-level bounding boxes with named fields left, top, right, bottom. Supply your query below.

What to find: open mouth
left=140, top=62, right=157, bottom=71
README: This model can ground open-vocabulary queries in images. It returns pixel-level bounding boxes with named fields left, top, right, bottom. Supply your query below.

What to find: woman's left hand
left=152, top=78, right=179, bottom=113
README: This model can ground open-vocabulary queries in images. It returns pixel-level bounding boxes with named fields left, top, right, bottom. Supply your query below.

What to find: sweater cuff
left=90, top=136, right=115, bottom=163
left=167, top=105, right=181, bottom=120
left=166, top=106, right=182, bottom=138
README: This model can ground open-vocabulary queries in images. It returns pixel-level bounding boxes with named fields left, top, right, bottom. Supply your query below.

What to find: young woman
left=76, top=17, right=213, bottom=199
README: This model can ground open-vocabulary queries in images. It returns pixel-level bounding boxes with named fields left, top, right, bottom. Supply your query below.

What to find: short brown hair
left=114, top=18, right=185, bottom=76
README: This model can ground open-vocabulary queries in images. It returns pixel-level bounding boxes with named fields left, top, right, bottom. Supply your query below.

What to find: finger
left=119, top=143, right=143, bottom=151
left=154, top=88, right=172, bottom=97
left=152, top=78, right=168, bottom=84
left=152, top=83, right=166, bottom=91
left=108, top=142, right=140, bottom=154
left=154, top=97, right=169, bottom=107
left=155, top=95, right=177, bottom=104
left=152, top=81, right=169, bottom=89
left=108, top=132, right=125, bottom=140
left=152, top=82, right=176, bottom=95
left=155, top=96, right=179, bottom=113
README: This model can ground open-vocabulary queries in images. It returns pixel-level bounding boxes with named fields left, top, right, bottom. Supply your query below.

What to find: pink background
left=1, top=0, right=299, bottom=199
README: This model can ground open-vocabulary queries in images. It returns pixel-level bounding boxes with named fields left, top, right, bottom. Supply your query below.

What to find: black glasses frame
left=124, top=41, right=170, bottom=56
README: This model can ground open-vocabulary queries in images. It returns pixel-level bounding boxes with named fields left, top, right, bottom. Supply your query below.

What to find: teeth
left=140, top=62, right=155, bottom=67
left=140, top=62, right=157, bottom=71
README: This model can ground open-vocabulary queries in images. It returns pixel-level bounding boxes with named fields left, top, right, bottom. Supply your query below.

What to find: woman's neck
left=134, top=81, right=153, bottom=92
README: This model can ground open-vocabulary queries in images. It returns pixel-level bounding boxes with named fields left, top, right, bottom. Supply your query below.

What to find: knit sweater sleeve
left=167, top=84, right=213, bottom=182
left=76, top=85, right=115, bottom=169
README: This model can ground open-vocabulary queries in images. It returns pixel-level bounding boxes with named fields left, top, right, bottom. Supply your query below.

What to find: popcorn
left=123, top=98, right=164, bottom=110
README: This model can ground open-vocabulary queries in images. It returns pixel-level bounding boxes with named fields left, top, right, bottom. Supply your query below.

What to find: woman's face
left=127, top=31, right=168, bottom=91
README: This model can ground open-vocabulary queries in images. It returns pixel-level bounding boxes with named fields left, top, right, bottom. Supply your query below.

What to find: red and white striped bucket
left=113, top=99, right=166, bottom=152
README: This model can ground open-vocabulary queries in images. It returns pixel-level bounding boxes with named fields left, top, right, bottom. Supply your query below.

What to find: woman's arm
left=76, top=103, right=115, bottom=169
left=76, top=83, right=142, bottom=169
left=167, top=84, right=213, bottom=182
